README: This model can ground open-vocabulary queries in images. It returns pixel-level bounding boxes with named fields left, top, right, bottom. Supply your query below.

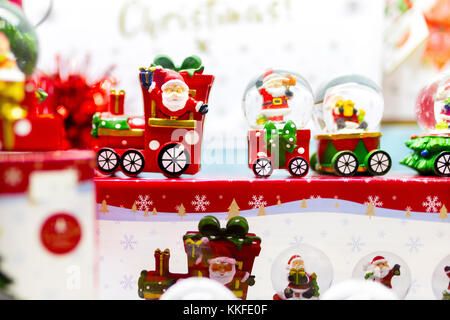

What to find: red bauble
left=40, top=213, right=82, bottom=255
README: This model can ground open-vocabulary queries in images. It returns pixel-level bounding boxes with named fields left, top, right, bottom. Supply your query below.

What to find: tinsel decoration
left=32, top=55, right=117, bottom=148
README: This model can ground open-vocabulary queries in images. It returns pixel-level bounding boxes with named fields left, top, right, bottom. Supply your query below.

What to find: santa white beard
left=209, top=268, right=235, bottom=286
left=162, top=93, right=188, bottom=112
left=265, top=86, right=286, bottom=97
left=372, top=266, right=390, bottom=279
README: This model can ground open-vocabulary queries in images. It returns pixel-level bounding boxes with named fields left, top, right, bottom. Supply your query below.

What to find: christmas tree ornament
left=352, top=251, right=411, bottom=299
left=271, top=244, right=333, bottom=300
left=311, top=75, right=392, bottom=177
left=138, top=215, right=261, bottom=300
left=92, top=55, right=214, bottom=178
left=243, top=69, right=313, bottom=178
left=431, top=254, right=450, bottom=300
left=401, top=72, right=450, bottom=176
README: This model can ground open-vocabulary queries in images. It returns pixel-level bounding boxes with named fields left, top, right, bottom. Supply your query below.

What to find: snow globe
left=271, top=244, right=333, bottom=300
left=310, top=74, right=392, bottom=177
left=431, top=254, right=450, bottom=300
left=243, top=69, right=314, bottom=178
left=352, top=251, right=411, bottom=299
left=400, top=72, right=450, bottom=176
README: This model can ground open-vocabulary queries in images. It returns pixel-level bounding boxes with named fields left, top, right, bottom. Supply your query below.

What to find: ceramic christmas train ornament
left=92, top=55, right=214, bottom=177
left=400, top=73, right=450, bottom=177
left=0, top=1, right=65, bottom=152
left=310, top=75, right=392, bottom=177
left=138, top=215, right=261, bottom=300
left=243, top=69, right=314, bottom=178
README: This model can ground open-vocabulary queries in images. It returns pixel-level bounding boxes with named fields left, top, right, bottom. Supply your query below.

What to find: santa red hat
left=262, top=69, right=286, bottom=84
left=207, top=243, right=236, bottom=265
left=287, top=255, right=304, bottom=268
left=364, top=256, right=387, bottom=271
left=152, top=68, right=188, bottom=92
left=445, top=266, right=450, bottom=276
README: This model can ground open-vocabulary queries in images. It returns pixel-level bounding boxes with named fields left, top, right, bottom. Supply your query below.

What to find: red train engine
left=92, top=63, right=214, bottom=177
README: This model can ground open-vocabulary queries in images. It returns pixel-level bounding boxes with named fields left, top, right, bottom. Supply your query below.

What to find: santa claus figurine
left=443, top=266, right=450, bottom=300
left=256, top=70, right=296, bottom=123
left=140, top=67, right=208, bottom=119
left=206, top=245, right=255, bottom=293
left=283, top=255, right=319, bottom=299
left=364, top=256, right=401, bottom=289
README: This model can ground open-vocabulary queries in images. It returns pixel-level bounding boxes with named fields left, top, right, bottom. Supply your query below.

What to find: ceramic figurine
left=401, top=73, right=450, bottom=176
left=92, top=55, right=214, bottom=177
left=352, top=251, right=411, bottom=299
left=243, top=69, right=314, bottom=178
left=138, top=215, right=261, bottom=300
left=271, top=244, right=333, bottom=300
left=311, top=74, right=392, bottom=177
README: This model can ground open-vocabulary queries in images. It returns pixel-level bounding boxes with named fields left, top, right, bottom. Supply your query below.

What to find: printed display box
left=95, top=174, right=449, bottom=300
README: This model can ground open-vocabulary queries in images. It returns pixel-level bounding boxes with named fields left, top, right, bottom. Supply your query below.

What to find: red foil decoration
left=32, top=55, right=117, bottom=149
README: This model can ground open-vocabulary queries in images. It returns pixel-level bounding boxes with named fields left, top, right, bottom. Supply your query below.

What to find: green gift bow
left=151, top=55, right=204, bottom=77
left=183, top=215, right=260, bottom=250
left=264, top=120, right=298, bottom=167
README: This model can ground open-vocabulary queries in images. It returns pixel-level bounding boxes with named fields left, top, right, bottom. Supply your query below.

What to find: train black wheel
left=96, top=148, right=119, bottom=174
left=288, top=156, right=309, bottom=177
left=434, top=151, right=450, bottom=177
left=332, top=151, right=359, bottom=177
left=157, top=143, right=190, bottom=177
left=252, top=157, right=273, bottom=178
left=366, top=150, right=391, bottom=176
left=120, top=150, right=145, bottom=176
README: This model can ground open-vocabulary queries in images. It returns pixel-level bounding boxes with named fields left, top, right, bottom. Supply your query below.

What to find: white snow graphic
left=422, top=196, right=442, bottom=213
left=248, top=195, right=267, bottom=209
left=135, top=194, right=153, bottom=211
left=191, top=195, right=210, bottom=212
left=364, top=195, right=383, bottom=207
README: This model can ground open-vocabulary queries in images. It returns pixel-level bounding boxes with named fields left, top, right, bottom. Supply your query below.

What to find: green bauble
left=0, top=0, right=38, bottom=75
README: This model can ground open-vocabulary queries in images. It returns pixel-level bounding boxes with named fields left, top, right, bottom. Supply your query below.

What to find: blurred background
left=21, top=0, right=450, bottom=171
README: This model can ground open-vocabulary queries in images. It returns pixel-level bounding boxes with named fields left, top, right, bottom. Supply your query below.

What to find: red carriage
left=248, top=123, right=311, bottom=178
left=92, top=65, right=214, bottom=177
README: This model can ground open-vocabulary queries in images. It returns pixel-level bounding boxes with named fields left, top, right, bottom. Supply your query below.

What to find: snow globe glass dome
left=0, top=0, right=38, bottom=77
left=242, top=69, right=314, bottom=129
left=352, top=251, right=411, bottom=299
left=415, top=72, right=450, bottom=133
left=431, top=254, right=450, bottom=300
left=313, top=75, right=384, bottom=134
left=270, top=244, right=333, bottom=300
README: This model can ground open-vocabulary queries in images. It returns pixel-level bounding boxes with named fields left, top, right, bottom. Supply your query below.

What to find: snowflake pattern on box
left=248, top=195, right=267, bottom=209
left=191, top=195, right=210, bottom=212
left=120, top=234, right=137, bottom=250
left=365, top=195, right=383, bottom=207
left=120, top=275, right=135, bottom=290
left=135, top=194, right=153, bottom=211
left=422, top=196, right=442, bottom=213
left=347, top=236, right=365, bottom=252
left=405, top=237, right=423, bottom=253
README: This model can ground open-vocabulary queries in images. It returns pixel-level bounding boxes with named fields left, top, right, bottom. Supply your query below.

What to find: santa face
left=162, top=83, right=189, bottom=112
left=209, top=260, right=236, bottom=285
left=264, top=78, right=287, bottom=97
left=372, top=262, right=390, bottom=279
